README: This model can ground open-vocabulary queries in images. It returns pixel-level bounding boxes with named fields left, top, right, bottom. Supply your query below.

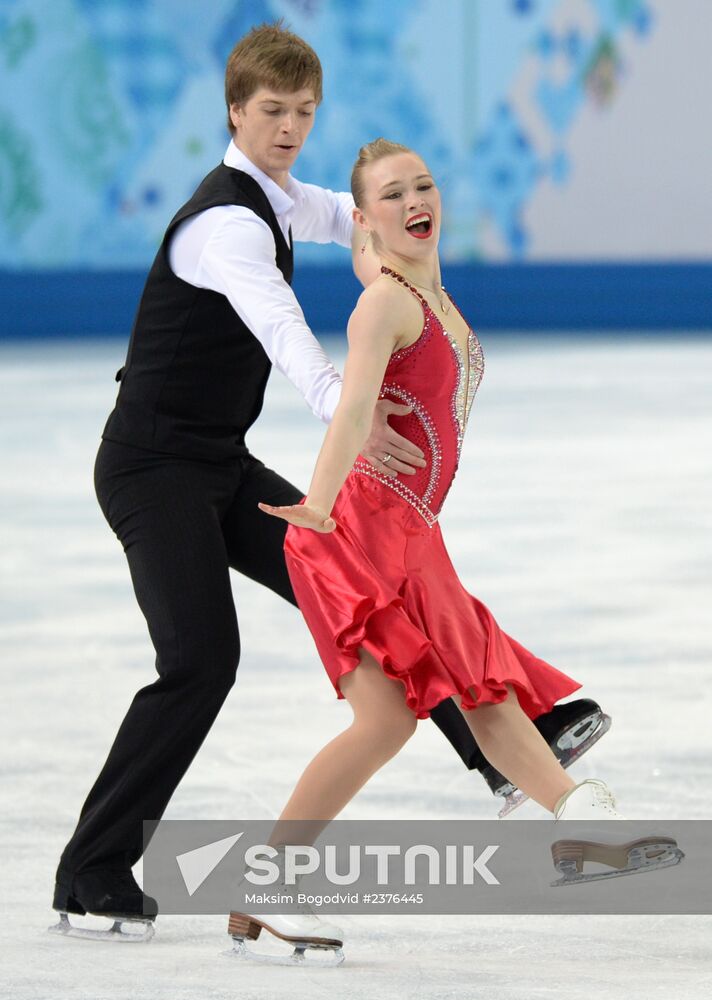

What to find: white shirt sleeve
left=290, top=181, right=354, bottom=248
left=169, top=206, right=343, bottom=424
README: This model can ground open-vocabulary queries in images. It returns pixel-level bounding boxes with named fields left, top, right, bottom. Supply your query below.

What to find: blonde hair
left=350, top=137, right=414, bottom=208
left=224, top=21, right=323, bottom=134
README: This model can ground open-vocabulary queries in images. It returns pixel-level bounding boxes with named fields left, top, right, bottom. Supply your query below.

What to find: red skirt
left=284, top=472, right=580, bottom=720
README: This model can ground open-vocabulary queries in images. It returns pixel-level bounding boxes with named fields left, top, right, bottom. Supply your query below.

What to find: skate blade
left=497, top=712, right=612, bottom=819
left=48, top=911, right=155, bottom=943
left=551, top=842, right=685, bottom=887
left=225, top=934, right=345, bottom=967
left=556, top=711, right=612, bottom=767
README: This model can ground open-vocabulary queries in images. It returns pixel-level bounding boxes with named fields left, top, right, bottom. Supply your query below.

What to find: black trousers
left=59, top=439, right=482, bottom=875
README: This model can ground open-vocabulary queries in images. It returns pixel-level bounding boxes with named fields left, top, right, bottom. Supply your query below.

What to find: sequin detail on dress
left=352, top=267, right=485, bottom=527
left=447, top=328, right=485, bottom=457
left=353, top=382, right=443, bottom=527
left=466, top=334, right=485, bottom=421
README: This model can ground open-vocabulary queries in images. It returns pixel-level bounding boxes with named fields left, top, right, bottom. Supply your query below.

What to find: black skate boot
left=50, top=863, right=158, bottom=942
left=483, top=698, right=612, bottom=818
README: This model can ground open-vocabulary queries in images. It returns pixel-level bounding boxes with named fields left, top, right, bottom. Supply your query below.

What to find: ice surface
left=1, top=333, right=711, bottom=998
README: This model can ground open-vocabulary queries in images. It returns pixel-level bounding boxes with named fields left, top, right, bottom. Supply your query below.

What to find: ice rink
left=2, top=332, right=711, bottom=999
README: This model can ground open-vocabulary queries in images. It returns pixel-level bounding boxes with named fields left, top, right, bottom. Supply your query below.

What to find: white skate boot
left=227, top=909, right=345, bottom=966
left=226, top=847, right=344, bottom=966
left=554, top=779, right=626, bottom=820
left=551, top=779, right=684, bottom=886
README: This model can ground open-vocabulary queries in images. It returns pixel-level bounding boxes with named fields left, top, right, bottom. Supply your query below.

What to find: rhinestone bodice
left=352, top=267, right=484, bottom=527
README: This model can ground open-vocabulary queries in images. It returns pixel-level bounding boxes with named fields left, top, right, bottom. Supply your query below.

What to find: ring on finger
left=382, top=453, right=393, bottom=465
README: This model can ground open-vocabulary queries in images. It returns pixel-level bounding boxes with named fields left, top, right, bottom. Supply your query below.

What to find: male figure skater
left=52, top=22, right=607, bottom=932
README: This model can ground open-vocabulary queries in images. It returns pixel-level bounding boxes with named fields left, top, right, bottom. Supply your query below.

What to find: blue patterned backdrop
left=6, top=0, right=705, bottom=264
left=2, top=0, right=711, bottom=331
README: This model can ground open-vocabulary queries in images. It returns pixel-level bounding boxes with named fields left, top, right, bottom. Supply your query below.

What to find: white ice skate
left=554, top=779, right=627, bottom=821
left=550, top=779, right=684, bottom=886
left=226, top=909, right=345, bottom=967
left=225, top=847, right=345, bottom=967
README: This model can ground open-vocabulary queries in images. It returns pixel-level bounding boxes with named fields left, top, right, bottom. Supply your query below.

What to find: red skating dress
left=284, top=267, right=581, bottom=719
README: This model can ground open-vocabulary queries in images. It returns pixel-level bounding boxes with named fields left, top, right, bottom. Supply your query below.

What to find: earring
left=360, top=232, right=372, bottom=256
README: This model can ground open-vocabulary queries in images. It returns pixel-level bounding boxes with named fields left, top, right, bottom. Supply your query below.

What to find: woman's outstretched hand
left=257, top=501, right=337, bottom=533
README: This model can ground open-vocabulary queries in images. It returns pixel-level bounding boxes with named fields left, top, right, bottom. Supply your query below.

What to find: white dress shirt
left=169, top=142, right=354, bottom=423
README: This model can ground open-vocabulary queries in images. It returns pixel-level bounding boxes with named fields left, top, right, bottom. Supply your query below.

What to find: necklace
left=383, top=266, right=450, bottom=314
left=409, top=277, right=450, bottom=315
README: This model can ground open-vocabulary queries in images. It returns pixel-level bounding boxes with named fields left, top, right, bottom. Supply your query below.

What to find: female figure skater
left=232, top=139, right=625, bottom=959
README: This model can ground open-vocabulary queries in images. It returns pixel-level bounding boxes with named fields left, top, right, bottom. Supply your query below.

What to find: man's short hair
left=225, top=21, right=323, bottom=133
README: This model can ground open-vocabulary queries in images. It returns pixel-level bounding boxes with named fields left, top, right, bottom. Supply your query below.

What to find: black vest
left=102, top=164, right=294, bottom=461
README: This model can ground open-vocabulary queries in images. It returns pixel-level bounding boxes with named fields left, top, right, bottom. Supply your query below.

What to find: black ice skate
left=550, top=836, right=684, bottom=886
left=482, top=698, right=612, bottom=818
left=49, top=866, right=158, bottom=943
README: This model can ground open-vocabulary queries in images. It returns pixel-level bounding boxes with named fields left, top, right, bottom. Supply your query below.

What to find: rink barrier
left=1, top=262, right=711, bottom=338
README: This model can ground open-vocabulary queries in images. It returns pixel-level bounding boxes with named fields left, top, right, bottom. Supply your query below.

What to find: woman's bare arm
left=303, top=280, right=403, bottom=514
left=259, top=279, right=408, bottom=530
